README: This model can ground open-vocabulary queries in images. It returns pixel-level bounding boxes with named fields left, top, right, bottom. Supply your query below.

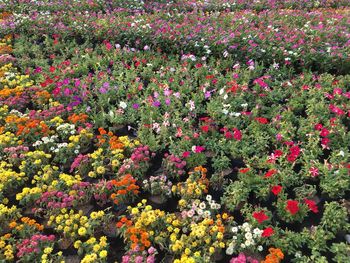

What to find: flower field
left=1, top=1, right=350, bottom=262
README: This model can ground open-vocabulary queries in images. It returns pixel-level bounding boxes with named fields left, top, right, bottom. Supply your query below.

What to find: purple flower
left=133, top=103, right=140, bottom=109
left=153, top=101, right=161, bottom=107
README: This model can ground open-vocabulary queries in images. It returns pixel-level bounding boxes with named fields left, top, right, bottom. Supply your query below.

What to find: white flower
left=222, top=109, right=229, bottom=115
left=119, top=101, right=127, bottom=109
left=199, top=202, right=206, bottom=210
left=206, top=195, right=212, bottom=202
left=245, top=240, right=251, bottom=247
left=226, top=246, right=234, bottom=255
left=219, top=88, right=225, bottom=95
left=253, top=228, right=262, bottom=235
left=231, top=227, right=238, bottom=233
left=241, top=103, right=248, bottom=107
left=245, top=232, right=253, bottom=240
left=240, top=244, right=246, bottom=248
left=258, top=246, right=263, bottom=252
left=242, top=222, right=250, bottom=229
left=223, top=94, right=228, bottom=100
left=197, top=209, right=203, bottom=215
left=338, top=150, right=345, bottom=157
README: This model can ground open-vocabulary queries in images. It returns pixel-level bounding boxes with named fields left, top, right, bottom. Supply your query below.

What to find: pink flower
left=182, top=151, right=190, bottom=158
left=309, top=167, right=319, bottom=177
left=122, top=256, right=130, bottom=263
left=194, top=146, right=205, bottom=153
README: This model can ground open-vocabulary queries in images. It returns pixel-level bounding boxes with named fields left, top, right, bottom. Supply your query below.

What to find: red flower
left=255, top=117, right=269, bottom=124
left=253, top=211, right=269, bottom=224
left=271, top=185, right=282, bottom=196
left=304, top=199, right=319, bottom=213
left=321, top=137, right=330, bottom=147
left=264, top=169, right=277, bottom=178
left=320, top=128, right=329, bottom=137
left=262, top=227, right=274, bottom=237
left=239, top=168, right=250, bottom=174
left=225, top=131, right=233, bottom=139
left=233, top=128, right=242, bottom=141
left=286, top=200, right=299, bottom=215
left=201, top=125, right=209, bottom=133
left=274, top=150, right=283, bottom=157
left=314, top=123, right=323, bottom=130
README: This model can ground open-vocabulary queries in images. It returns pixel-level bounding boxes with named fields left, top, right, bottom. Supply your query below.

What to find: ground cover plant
left=0, top=1, right=350, bottom=262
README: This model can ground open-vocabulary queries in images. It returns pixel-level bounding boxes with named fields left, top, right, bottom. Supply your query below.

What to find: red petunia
left=286, top=200, right=299, bottom=215
left=201, top=125, right=209, bottom=133
left=314, top=123, right=323, bottom=130
left=264, top=169, right=277, bottom=178
left=304, top=199, right=319, bottom=213
left=320, top=128, right=329, bottom=137
left=262, top=227, right=274, bottom=237
left=255, top=117, right=269, bottom=124
left=271, top=185, right=282, bottom=196
left=233, top=128, right=242, bottom=141
left=239, top=168, right=250, bottom=174
left=225, top=131, right=233, bottom=139
left=253, top=211, right=269, bottom=224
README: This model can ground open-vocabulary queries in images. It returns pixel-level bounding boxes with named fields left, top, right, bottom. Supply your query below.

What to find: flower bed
left=1, top=3, right=350, bottom=263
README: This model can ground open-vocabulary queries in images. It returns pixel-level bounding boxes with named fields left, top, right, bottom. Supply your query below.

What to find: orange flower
left=9, top=221, right=17, bottom=228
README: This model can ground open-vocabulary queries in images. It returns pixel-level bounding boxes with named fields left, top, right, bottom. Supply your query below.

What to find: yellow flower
left=93, top=244, right=100, bottom=252
left=74, top=240, right=82, bottom=249
left=43, top=247, right=53, bottom=254
left=96, top=166, right=105, bottom=174
left=99, top=250, right=108, bottom=258
left=209, top=247, right=215, bottom=254
left=78, top=227, right=87, bottom=236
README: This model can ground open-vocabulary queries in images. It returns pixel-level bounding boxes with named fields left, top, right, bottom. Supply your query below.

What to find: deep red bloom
left=274, top=150, right=283, bottom=157
left=304, top=199, right=319, bottom=213
left=321, top=137, right=330, bottom=147
left=271, top=185, right=282, bottom=196
left=264, top=169, right=277, bottom=178
left=314, top=123, right=323, bottom=130
left=286, top=200, right=299, bottom=215
left=233, top=128, right=242, bottom=141
left=320, top=128, right=329, bottom=137
left=225, top=131, right=233, bottom=139
left=262, top=227, right=274, bottom=237
left=290, top=145, right=300, bottom=156
left=253, top=211, right=269, bottom=224
left=255, top=117, right=269, bottom=124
